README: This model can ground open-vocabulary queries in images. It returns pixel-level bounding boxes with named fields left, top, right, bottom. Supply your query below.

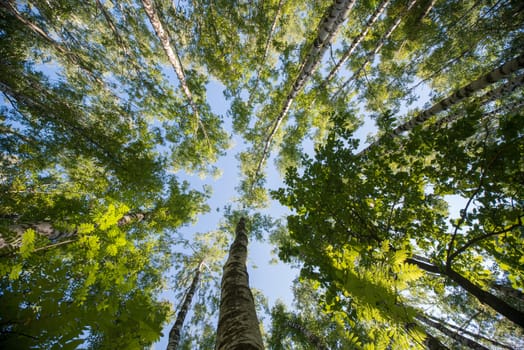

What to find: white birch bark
left=324, top=0, right=391, bottom=84
left=358, top=53, right=524, bottom=156
left=215, top=218, right=264, bottom=350
left=334, top=0, right=418, bottom=99
left=252, top=0, right=356, bottom=187
left=141, top=0, right=203, bottom=134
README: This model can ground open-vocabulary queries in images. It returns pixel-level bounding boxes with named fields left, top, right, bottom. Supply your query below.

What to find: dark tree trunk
left=407, top=258, right=524, bottom=328
left=215, top=217, right=264, bottom=350
left=416, top=314, right=489, bottom=350
left=285, top=318, right=327, bottom=350
left=166, top=262, right=203, bottom=350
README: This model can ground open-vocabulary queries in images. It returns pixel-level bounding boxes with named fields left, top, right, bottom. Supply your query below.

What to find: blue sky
left=153, top=79, right=299, bottom=348
left=152, top=54, right=468, bottom=348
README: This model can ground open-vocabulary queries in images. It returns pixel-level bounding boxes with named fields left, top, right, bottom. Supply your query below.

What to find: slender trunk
left=359, top=53, right=524, bottom=156
left=334, top=0, right=418, bottom=99
left=416, top=314, right=489, bottom=350
left=425, top=314, right=515, bottom=350
left=0, top=212, right=147, bottom=251
left=95, top=0, right=129, bottom=56
left=215, top=218, right=264, bottom=350
left=492, top=282, right=524, bottom=302
left=141, top=0, right=204, bottom=135
left=166, top=261, right=203, bottom=350
left=431, top=73, right=524, bottom=130
left=253, top=0, right=356, bottom=187
left=246, top=0, right=284, bottom=108
left=406, top=258, right=524, bottom=328
left=423, top=332, right=449, bottom=350
left=418, top=0, right=437, bottom=22
left=285, top=319, right=327, bottom=350
left=0, top=0, right=101, bottom=83
left=324, top=0, right=391, bottom=84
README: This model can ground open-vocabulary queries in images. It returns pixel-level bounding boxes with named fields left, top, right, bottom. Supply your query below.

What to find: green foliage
left=1, top=0, right=523, bottom=348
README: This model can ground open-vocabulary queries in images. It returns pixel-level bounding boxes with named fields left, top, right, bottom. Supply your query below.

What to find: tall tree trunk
left=285, top=318, right=327, bottom=350
left=423, top=332, right=449, bottom=350
left=324, top=0, right=391, bottom=84
left=416, top=314, right=489, bottom=350
left=424, top=314, right=515, bottom=350
left=359, top=53, right=524, bottom=156
left=141, top=0, right=204, bottom=135
left=215, top=217, right=264, bottom=350
left=246, top=0, right=285, bottom=108
left=406, top=257, right=524, bottom=328
left=166, top=261, right=204, bottom=350
left=253, top=0, right=356, bottom=185
left=0, top=0, right=100, bottom=82
left=334, top=0, right=418, bottom=98
left=0, top=212, right=147, bottom=251
left=431, top=72, right=524, bottom=130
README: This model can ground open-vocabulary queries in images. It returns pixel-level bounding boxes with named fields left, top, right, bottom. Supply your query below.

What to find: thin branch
left=448, top=220, right=523, bottom=263
left=445, top=139, right=508, bottom=267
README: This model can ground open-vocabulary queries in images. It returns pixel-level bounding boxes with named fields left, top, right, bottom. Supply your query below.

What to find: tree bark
left=253, top=0, right=356, bottom=185
left=406, top=257, right=524, bottom=328
left=166, top=261, right=203, bottom=350
left=359, top=53, right=524, bottom=156
left=141, top=0, right=203, bottom=134
left=423, top=331, right=449, bottom=350
left=285, top=318, right=327, bottom=350
left=416, top=314, right=489, bottom=350
left=334, top=0, right=418, bottom=98
left=324, top=0, right=391, bottom=84
left=425, top=314, right=515, bottom=350
left=215, top=217, right=264, bottom=350
left=0, top=212, right=147, bottom=251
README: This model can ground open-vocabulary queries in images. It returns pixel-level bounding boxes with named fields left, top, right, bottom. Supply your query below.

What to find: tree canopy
left=1, top=0, right=523, bottom=348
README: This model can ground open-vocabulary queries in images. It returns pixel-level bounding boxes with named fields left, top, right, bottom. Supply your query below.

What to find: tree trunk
left=359, top=53, right=524, bottom=156
left=0, top=212, right=147, bottom=251
left=141, top=0, right=202, bottom=132
left=215, top=217, right=264, bottom=350
left=432, top=71, right=524, bottom=130
left=166, top=261, right=203, bottom=350
left=0, top=0, right=99, bottom=82
left=416, top=314, right=489, bottom=350
left=425, top=314, right=515, bottom=350
left=423, top=332, right=449, bottom=350
left=253, top=0, right=356, bottom=182
left=324, top=0, right=391, bottom=84
left=406, top=257, right=524, bottom=328
left=334, top=0, right=418, bottom=98
left=246, top=0, right=284, bottom=108
left=285, top=318, right=327, bottom=350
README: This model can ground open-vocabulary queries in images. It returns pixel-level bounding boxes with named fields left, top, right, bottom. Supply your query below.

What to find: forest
left=1, top=0, right=523, bottom=349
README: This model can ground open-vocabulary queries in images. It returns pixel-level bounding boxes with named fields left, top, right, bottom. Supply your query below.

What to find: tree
left=273, top=98, right=524, bottom=346
left=167, top=261, right=203, bottom=350
left=2, top=0, right=523, bottom=347
left=215, top=217, right=264, bottom=350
